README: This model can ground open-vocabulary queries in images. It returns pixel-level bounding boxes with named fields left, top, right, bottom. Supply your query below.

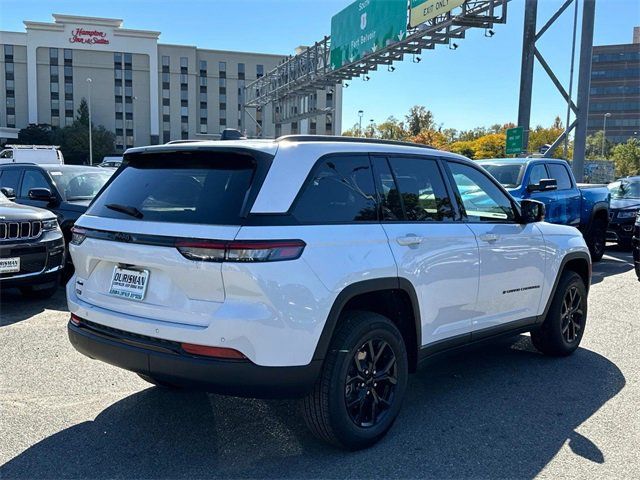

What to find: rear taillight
left=181, top=343, right=247, bottom=360
left=176, top=239, right=305, bottom=262
left=70, top=313, right=83, bottom=326
left=70, top=226, right=86, bottom=245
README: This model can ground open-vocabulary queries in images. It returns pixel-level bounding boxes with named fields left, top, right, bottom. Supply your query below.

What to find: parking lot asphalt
left=1, top=248, right=638, bottom=479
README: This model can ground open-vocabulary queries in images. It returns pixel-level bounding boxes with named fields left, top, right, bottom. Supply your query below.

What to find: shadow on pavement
left=0, top=286, right=68, bottom=327
left=591, top=248, right=634, bottom=285
left=0, top=336, right=624, bottom=479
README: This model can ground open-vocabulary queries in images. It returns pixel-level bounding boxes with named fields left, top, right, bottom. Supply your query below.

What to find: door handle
left=479, top=233, right=499, bottom=243
left=396, top=234, right=423, bottom=246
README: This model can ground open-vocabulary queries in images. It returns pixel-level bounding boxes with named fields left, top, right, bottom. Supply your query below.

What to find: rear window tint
left=87, top=151, right=259, bottom=225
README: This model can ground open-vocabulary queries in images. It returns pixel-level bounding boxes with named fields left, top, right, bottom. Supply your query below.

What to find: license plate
left=108, top=266, right=149, bottom=302
left=0, top=257, right=20, bottom=274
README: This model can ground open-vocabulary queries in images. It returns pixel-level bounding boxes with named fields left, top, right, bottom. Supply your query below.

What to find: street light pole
left=602, top=112, right=612, bottom=158
left=358, top=110, right=364, bottom=136
left=132, top=96, right=138, bottom=147
left=86, top=78, right=93, bottom=165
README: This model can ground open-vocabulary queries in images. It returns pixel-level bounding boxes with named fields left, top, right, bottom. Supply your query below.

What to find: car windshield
left=478, top=163, right=524, bottom=188
left=48, top=168, right=114, bottom=201
left=608, top=180, right=640, bottom=199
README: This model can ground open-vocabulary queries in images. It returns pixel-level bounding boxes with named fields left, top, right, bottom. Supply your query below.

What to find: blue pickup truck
left=476, top=158, right=611, bottom=261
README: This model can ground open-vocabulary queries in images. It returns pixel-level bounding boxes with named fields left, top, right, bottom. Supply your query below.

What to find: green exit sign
left=506, top=127, right=524, bottom=155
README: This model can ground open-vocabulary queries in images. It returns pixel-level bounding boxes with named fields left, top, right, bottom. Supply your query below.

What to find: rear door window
left=88, top=151, right=261, bottom=225
left=293, top=155, right=377, bottom=223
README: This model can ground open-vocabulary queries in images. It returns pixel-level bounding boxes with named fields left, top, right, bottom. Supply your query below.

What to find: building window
left=4, top=44, right=14, bottom=61
left=180, top=57, right=188, bottom=75
left=63, top=48, right=72, bottom=65
left=257, top=64, right=264, bottom=78
left=238, top=63, right=245, bottom=80
left=49, top=48, right=58, bottom=65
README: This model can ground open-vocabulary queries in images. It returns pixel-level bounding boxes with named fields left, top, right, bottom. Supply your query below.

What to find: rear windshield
left=87, top=151, right=260, bottom=225
left=479, top=163, right=524, bottom=188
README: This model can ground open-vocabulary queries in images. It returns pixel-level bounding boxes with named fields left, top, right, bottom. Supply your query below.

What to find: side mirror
left=28, top=188, right=55, bottom=203
left=0, top=187, right=16, bottom=200
left=520, top=199, right=545, bottom=223
left=528, top=178, right=558, bottom=192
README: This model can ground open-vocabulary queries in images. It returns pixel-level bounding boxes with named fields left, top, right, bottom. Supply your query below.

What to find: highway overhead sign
left=330, top=0, right=408, bottom=70
left=506, top=126, right=525, bottom=155
left=409, top=0, right=466, bottom=28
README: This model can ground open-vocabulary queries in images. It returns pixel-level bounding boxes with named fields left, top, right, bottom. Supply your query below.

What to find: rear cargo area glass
left=87, top=151, right=258, bottom=225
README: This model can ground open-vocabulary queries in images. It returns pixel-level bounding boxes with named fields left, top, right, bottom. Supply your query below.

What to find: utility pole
left=572, top=0, right=596, bottom=182
left=86, top=78, right=93, bottom=165
left=517, top=0, right=538, bottom=153
left=602, top=112, right=612, bottom=158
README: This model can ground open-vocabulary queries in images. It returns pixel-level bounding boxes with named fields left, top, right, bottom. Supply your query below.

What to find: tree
left=17, top=124, right=56, bottom=145
left=474, top=133, right=506, bottom=159
left=585, top=131, right=613, bottom=160
left=411, top=129, right=448, bottom=150
left=405, top=106, right=435, bottom=136
left=528, top=119, right=564, bottom=156
left=612, top=138, right=640, bottom=176
left=377, top=116, right=407, bottom=140
left=448, top=140, right=476, bottom=158
left=53, top=98, right=115, bottom=165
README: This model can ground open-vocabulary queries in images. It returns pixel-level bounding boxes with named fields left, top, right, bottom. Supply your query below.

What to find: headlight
left=618, top=210, right=638, bottom=219
left=42, top=219, right=59, bottom=231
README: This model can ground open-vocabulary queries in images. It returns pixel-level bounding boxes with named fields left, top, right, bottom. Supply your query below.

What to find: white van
left=0, top=145, right=64, bottom=165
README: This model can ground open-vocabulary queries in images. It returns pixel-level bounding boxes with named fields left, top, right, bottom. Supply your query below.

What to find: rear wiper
left=105, top=203, right=144, bottom=219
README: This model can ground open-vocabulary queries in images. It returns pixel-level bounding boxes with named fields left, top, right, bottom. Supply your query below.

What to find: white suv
left=67, top=137, right=591, bottom=449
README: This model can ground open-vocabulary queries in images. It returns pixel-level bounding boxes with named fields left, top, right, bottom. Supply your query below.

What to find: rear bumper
left=68, top=319, right=322, bottom=398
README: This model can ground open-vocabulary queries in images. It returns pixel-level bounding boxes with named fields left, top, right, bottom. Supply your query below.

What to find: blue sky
left=1, top=0, right=638, bottom=133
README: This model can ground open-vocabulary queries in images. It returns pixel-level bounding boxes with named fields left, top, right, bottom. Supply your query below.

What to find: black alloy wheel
left=345, top=338, right=398, bottom=428
left=560, top=286, right=584, bottom=343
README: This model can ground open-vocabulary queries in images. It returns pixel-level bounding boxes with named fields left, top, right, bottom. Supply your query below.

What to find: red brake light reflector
left=181, top=343, right=247, bottom=360
left=176, top=239, right=305, bottom=262
left=70, top=313, right=83, bottom=326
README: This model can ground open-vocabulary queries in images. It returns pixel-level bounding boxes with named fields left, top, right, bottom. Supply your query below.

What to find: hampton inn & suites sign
left=69, top=28, right=110, bottom=45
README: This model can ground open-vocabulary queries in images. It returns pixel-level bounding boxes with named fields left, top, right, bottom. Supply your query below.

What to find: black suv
left=0, top=189, right=65, bottom=298
left=607, top=176, right=640, bottom=250
left=0, top=164, right=113, bottom=263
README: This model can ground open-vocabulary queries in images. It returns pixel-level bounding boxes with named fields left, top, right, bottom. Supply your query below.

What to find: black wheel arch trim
left=312, top=277, right=421, bottom=364
left=538, top=251, right=591, bottom=323
left=582, top=202, right=610, bottom=235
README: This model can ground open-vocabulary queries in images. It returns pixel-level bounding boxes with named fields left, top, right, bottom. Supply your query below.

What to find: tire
left=302, top=310, right=409, bottom=450
left=531, top=271, right=588, bottom=356
left=586, top=218, right=607, bottom=262
left=19, top=280, right=59, bottom=300
left=137, top=373, right=182, bottom=389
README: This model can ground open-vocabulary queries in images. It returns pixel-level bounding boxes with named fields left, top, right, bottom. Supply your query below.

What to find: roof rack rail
left=276, top=135, right=434, bottom=150
left=5, top=145, right=60, bottom=149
